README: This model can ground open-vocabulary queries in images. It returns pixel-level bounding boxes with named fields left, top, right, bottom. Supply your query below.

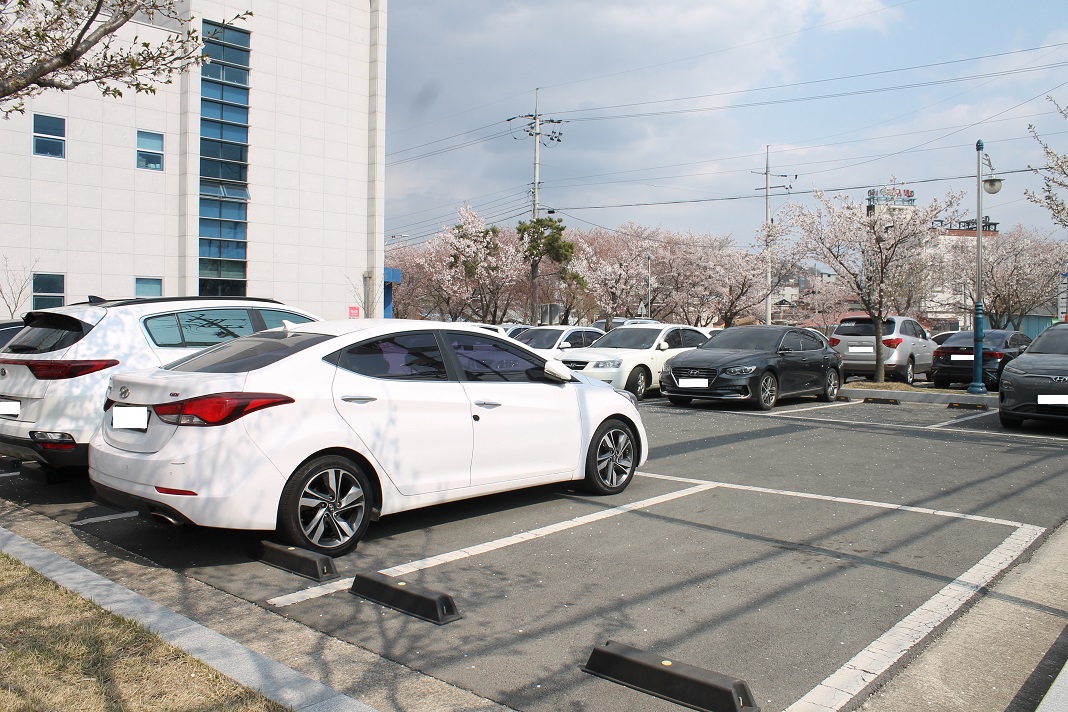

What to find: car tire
left=817, top=369, right=840, bottom=402
left=755, top=371, right=778, bottom=410
left=625, top=367, right=650, bottom=401
left=998, top=410, right=1023, bottom=429
left=583, top=418, right=637, bottom=495
left=667, top=396, right=692, bottom=406
left=279, top=455, right=372, bottom=557
left=899, top=358, right=915, bottom=386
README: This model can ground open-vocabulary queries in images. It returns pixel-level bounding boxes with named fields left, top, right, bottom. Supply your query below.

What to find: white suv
left=0, top=297, right=319, bottom=470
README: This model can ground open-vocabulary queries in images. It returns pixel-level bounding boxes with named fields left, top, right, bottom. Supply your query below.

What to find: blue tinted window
left=135, top=278, right=162, bottom=297
left=200, top=120, right=248, bottom=143
left=200, top=239, right=247, bottom=259
left=33, top=115, right=65, bottom=137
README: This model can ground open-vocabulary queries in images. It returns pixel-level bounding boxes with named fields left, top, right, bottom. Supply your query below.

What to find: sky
left=383, top=0, right=1068, bottom=253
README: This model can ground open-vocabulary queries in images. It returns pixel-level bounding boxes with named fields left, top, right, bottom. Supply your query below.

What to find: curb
left=0, top=524, right=378, bottom=712
left=841, top=387, right=999, bottom=407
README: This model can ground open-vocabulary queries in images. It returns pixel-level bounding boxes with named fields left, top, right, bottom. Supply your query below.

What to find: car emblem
left=689, top=370, right=700, bottom=376
left=1054, top=376, right=1068, bottom=383
left=118, top=386, right=130, bottom=399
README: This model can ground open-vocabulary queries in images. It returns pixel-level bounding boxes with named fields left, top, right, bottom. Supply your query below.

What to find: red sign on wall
left=349, top=306, right=360, bottom=319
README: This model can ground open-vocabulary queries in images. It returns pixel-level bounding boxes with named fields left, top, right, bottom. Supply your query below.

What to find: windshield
left=701, top=328, right=782, bottom=352
left=590, top=327, right=661, bottom=350
left=1028, top=328, right=1068, bottom=355
left=167, top=331, right=332, bottom=373
left=833, top=319, right=895, bottom=337
left=516, top=328, right=563, bottom=349
left=942, top=331, right=1008, bottom=348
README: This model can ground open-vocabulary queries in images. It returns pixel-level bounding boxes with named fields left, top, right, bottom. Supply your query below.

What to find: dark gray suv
left=829, top=316, right=934, bottom=385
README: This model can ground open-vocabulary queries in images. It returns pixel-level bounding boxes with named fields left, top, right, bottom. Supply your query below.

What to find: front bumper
left=659, top=371, right=756, bottom=402
left=998, top=375, right=1068, bottom=423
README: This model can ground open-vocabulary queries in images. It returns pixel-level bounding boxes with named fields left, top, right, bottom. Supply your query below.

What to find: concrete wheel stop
left=350, top=571, right=462, bottom=625
left=256, top=540, right=339, bottom=581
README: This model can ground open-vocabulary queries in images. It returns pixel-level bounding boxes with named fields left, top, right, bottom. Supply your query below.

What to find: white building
left=0, top=0, right=387, bottom=320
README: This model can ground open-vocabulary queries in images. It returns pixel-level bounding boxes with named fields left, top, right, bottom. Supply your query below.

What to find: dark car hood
left=668, top=348, right=771, bottom=368
left=1010, top=352, right=1068, bottom=374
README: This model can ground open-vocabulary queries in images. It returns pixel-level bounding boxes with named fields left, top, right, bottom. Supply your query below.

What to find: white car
left=88, top=320, right=647, bottom=556
left=560, top=323, right=712, bottom=400
left=515, top=325, right=605, bottom=359
left=0, top=297, right=320, bottom=470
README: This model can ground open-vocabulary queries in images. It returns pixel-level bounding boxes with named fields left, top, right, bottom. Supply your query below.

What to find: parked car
left=660, top=325, right=843, bottom=410
left=502, top=324, right=532, bottom=338
left=560, top=323, right=710, bottom=400
left=829, top=315, right=933, bottom=385
left=88, top=320, right=647, bottom=556
left=591, top=317, right=659, bottom=332
left=0, top=297, right=320, bottom=470
left=515, top=325, right=605, bottom=359
left=930, top=330, right=1031, bottom=390
left=930, top=330, right=959, bottom=345
left=998, top=322, right=1068, bottom=428
left=471, top=323, right=509, bottom=336
left=0, top=320, right=22, bottom=349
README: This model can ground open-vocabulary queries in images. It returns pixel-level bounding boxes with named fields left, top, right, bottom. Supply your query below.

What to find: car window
left=448, top=332, right=543, bottom=382
left=590, top=327, right=660, bottom=349
left=833, top=319, right=895, bottom=337
left=681, top=329, right=707, bottom=348
left=1019, top=333, right=1032, bottom=347
left=663, top=329, right=683, bottom=349
left=258, top=309, right=316, bottom=329
left=1029, top=328, right=1068, bottom=354
left=702, top=328, right=782, bottom=351
left=800, top=331, right=824, bottom=351
left=1, top=312, right=88, bottom=354
left=167, top=331, right=333, bottom=373
left=517, top=328, right=563, bottom=350
left=780, top=333, right=803, bottom=352
left=146, top=308, right=257, bottom=348
left=339, top=331, right=449, bottom=381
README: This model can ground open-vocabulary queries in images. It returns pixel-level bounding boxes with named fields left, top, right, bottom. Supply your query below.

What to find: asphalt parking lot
left=1, top=394, right=1067, bottom=711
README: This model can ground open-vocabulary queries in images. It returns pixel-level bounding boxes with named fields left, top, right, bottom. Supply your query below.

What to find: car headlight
left=1004, top=365, right=1025, bottom=375
left=592, top=359, right=622, bottom=369
left=614, top=388, right=638, bottom=407
left=723, top=365, right=757, bottom=376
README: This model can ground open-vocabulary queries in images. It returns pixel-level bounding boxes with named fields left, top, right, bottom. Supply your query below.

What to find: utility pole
left=753, top=146, right=794, bottom=324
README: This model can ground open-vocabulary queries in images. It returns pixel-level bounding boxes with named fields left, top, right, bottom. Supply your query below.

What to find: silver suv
left=0, top=297, right=319, bottom=470
left=829, top=316, right=933, bottom=385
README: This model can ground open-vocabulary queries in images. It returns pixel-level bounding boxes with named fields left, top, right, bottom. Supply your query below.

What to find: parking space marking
left=774, top=401, right=864, bottom=413
left=267, top=482, right=716, bottom=608
left=927, top=410, right=997, bottom=429
left=70, top=511, right=139, bottom=527
left=0, top=471, right=22, bottom=478
left=751, top=410, right=1067, bottom=443
left=787, top=523, right=1044, bottom=712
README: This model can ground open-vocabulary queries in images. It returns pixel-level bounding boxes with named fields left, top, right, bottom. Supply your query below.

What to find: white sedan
left=88, top=320, right=647, bottom=556
left=559, top=323, right=711, bottom=400
left=515, top=325, right=605, bottom=359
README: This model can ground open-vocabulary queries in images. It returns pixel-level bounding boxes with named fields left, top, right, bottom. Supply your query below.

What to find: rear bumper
left=0, top=431, right=88, bottom=468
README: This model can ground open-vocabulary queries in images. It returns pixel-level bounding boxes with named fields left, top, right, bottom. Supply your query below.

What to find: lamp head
left=983, top=177, right=1003, bottom=195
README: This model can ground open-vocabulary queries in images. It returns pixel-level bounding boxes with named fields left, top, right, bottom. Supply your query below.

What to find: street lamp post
left=967, top=140, right=1003, bottom=395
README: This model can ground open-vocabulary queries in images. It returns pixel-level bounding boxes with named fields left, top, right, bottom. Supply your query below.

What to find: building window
left=135, top=277, right=162, bottom=297
left=32, top=273, right=64, bottom=308
left=33, top=114, right=65, bottom=158
left=136, top=131, right=164, bottom=170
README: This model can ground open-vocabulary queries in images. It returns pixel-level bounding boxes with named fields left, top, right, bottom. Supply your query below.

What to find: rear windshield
left=942, top=331, right=1007, bottom=348
left=166, top=331, right=332, bottom=373
left=1026, top=328, right=1068, bottom=355
left=833, top=319, right=895, bottom=337
left=0, top=313, right=88, bottom=354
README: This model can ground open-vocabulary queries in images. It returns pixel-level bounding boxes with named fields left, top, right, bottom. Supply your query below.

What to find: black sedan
left=998, top=322, right=1068, bottom=429
left=930, top=329, right=1031, bottom=390
left=659, top=325, right=843, bottom=410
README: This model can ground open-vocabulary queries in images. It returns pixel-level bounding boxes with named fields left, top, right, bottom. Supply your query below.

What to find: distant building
left=0, top=1, right=387, bottom=319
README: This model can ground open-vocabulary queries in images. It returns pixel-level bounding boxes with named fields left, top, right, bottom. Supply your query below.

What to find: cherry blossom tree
left=1027, top=96, right=1068, bottom=228
left=572, top=225, right=654, bottom=326
left=787, top=183, right=961, bottom=381
left=795, top=270, right=853, bottom=334
left=1, top=1, right=249, bottom=117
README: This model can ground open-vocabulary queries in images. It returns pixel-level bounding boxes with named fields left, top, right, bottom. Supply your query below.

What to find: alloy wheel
left=297, top=466, right=367, bottom=550
left=594, top=427, right=634, bottom=489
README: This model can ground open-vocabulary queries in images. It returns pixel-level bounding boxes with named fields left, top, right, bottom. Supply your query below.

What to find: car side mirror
left=559, top=341, right=572, bottom=350
left=543, top=359, right=572, bottom=383
left=1019, top=344, right=1027, bottom=352
left=657, top=342, right=669, bottom=351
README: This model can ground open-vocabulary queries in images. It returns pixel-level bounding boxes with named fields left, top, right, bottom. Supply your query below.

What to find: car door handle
left=341, top=396, right=377, bottom=404
left=474, top=400, right=502, bottom=408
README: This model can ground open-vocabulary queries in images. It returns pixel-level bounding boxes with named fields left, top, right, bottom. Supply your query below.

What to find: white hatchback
left=88, top=320, right=648, bottom=556
left=515, top=325, right=605, bottom=359
left=0, top=297, right=319, bottom=470
left=559, top=324, right=711, bottom=400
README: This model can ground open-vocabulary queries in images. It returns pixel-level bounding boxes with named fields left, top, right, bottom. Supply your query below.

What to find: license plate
left=950, top=355, right=973, bottom=361
left=849, top=346, right=874, bottom=353
left=112, top=405, right=149, bottom=430
left=1038, top=395, right=1068, bottom=405
left=0, top=400, right=18, bottom=417
left=678, top=378, right=708, bottom=388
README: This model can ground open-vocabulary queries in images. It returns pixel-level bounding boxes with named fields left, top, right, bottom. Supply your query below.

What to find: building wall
left=0, top=0, right=386, bottom=320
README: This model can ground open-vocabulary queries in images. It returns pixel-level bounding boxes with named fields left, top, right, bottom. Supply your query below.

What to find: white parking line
left=787, top=523, right=1044, bottom=712
left=756, top=411, right=1067, bottom=442
left=0, top=470, right=22, bottom=478
left=267, top=482, right=716, bottom=608
left=774, top=400, right=864, bottom=413
left=926, top=409, right=997, bottom=429
left=70, top=511, right=140, bottom=527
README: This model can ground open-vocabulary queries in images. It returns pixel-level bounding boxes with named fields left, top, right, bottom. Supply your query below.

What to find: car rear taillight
left=0, top=359, right=119, bottom=380
left=986, top=351, right=1004, bottom=360
left=153, top=392, right=293, bottom=426
left=882, top=338, right=903, bottom=349
left=829, top=337, right=840, bottom=347
left=29, top=431, right=77, bottom=450
left=933, top=348, right=947, bottom=358
left=155, top=486, right=198, bottom=496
